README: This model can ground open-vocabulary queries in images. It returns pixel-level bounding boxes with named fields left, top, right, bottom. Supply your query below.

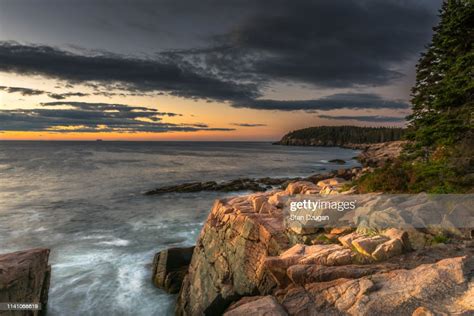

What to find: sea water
left=0, top=141, right=359, bottom=315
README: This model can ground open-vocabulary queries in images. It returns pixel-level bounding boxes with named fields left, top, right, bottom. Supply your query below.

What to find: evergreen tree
left=408, top=0, right=473, bottom=149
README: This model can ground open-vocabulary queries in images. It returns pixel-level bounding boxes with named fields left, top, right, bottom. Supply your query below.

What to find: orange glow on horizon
left=0, top=130, right=280, bottom=141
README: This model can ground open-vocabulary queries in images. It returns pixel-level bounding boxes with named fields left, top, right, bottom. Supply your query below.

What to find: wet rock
left=145, top=178, right=267, bottom=195
left=329, top=159, right=346, bottom=164
left=145, top=172, right=350, bottom=195
left=224, top=296, right=288, bottom=316
left=0, top=248, right=51, bottom=316
left=152, top=246, right=194, bottom=294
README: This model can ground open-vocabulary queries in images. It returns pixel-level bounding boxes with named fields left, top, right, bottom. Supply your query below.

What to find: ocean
left=0, top=141, right=359, bottom=315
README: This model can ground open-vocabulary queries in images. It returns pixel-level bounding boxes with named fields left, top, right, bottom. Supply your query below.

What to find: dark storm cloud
left=41, top=101, right=184, bottom=117
left=231, top=123, right=267, bottom=127
left=318, top=115, right=405, bottom=123
left=0, top=101, right=234, bottom=133
left=0, top=42, right=259, bottom=101
left=0, top=0, right=441, bottom=112
left=181, top=0, right=440, bottom=88
left=232, top=93, right=409, bottom=111
left=0, top=85, right=45, bottom=96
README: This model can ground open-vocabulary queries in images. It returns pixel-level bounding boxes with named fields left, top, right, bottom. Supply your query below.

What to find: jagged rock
left=338, top=232, right=363, bottom=248
left=264, top=244, right=357, bottom=286
left=316, top=177, right=347, bottom=187
left=329, top=159, right=346, bottom=164
left=317, top=177, right=348, bottom=195
left=285, top=181, right=318, bottom=195
left=358, top=141, right=408, bottom=167
left=145, top=172, right=343, bottom=196
left=275, top=256, right=473, bottom=315
left=224, top=296, right=288, bottom=316
left=145, top=178, right=268, bottom=195
left=319, top=185, right=340, bottom=195
left=176, top=195, right=290, bottom=316
left=351, top=235, right=389, bottom=257
left=268, top=191, right=287, bottom=208
left=0, top=248, right=51, bottom=316
left=151, top=246, right=194, bottom=294
left=372, top=238, right=404, bottom=261
left=174, top=185, right=472, bottom=315
left=382, top=228, right=411, bottom=250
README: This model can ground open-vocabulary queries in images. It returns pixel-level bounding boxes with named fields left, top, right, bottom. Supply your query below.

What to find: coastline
left=0, top=142, right=359, bottom=315
left=2, top=141, right=471, bottom=315
left=152, top=141, right=473, bottom=315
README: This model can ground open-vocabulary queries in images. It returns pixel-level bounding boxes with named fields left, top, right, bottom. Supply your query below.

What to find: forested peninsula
left=275, top=126, right=405, bottom=147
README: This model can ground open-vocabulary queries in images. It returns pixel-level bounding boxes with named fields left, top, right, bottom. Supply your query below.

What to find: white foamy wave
left=97, top=238, right=130, bottom=246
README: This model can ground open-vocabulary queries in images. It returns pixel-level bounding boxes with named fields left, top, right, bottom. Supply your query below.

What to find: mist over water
left=0, top=141, right=359, bottom=315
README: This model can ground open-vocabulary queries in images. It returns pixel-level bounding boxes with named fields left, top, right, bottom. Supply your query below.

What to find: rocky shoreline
left=144, top=171, right=357, bottom=195
left=1, top=141, right=471, bottom=315
left=152, top=178, right=473, bottom=316
left=150, top=141, right=473, bottom=315
left=144, top=141, right=405, bottom=196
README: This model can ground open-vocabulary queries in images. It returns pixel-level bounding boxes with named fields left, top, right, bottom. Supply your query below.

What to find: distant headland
left=275, top=126, right=405, bottom=147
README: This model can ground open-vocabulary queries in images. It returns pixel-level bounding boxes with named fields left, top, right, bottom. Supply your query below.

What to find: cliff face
left=0, top=248, right=51, bottom=316
left=175, top=180, right=474, bottom=316
left=176, top=194, right=290, bottom=315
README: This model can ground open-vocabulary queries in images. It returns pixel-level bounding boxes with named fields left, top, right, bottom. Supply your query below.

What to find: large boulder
left=176, top=194, right=290, bottom=315
left=0, top=248, right=51, bottom=316
left=151, top=246, right=195, bottom=294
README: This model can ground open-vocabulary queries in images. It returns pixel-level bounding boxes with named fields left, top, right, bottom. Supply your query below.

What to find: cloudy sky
left=0, top=0, right=442, bottom=140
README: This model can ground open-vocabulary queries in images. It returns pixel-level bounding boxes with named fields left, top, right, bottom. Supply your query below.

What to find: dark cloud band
left=232, top=93, right=409, bottom=111
left=0, top=101, right=234, bottom=133
left=0, top=42, right=259, bottom=101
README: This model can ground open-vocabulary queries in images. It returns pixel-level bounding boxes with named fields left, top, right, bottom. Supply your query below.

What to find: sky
left=0, top=0, right=443, bottom=141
